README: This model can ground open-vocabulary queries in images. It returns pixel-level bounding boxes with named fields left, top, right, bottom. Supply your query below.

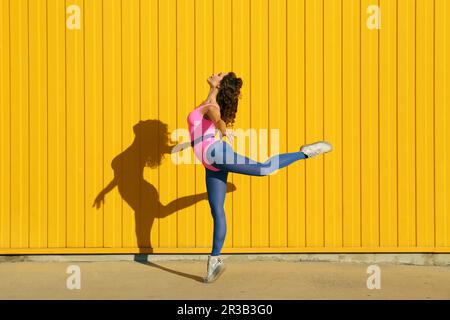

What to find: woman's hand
left=226, top=129, right=235, bottom=144
left=219, top=128, right=235, bottom=144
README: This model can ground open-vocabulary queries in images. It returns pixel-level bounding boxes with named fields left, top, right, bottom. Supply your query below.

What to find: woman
left=187, top=72, right=332, bottom=283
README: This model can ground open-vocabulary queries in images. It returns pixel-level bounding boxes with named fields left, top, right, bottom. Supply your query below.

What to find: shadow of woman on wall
left=92, top=119, right=235, bottom=281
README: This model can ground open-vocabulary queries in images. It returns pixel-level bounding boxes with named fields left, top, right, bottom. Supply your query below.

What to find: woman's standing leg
left=205, top=166, right=229, bottom=256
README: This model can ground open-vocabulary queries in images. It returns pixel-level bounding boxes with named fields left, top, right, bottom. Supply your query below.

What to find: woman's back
left=187, top=103, right=221, bottom=171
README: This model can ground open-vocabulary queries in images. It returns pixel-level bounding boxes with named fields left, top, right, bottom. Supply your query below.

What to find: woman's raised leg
left=206, top=140, right=308, bottom=176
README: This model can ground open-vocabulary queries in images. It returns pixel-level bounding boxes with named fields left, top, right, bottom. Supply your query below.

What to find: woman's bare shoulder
left=196, top=101, right=219, bottom=113
left=197, top=100, right=219, bottom=107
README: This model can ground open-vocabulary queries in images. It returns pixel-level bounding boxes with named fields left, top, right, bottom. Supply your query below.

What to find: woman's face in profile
left=207, top=72, right=228, bottom=89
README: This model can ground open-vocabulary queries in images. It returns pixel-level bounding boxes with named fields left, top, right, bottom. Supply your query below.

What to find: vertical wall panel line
left=249, top=0, right=252, bottom=248
left=322, top=0, right=324, bottom=247
left=46, top=0, right=49, bottom=248
left=358, top=0, right=363, bottom=247
left=396, top=0, right=399, bottom=247
left=9, top=0, right=12, bottom=249
left=120, top=0, right=123, bottom=247
left=231, top=0, right=234, bottom=248
left=157, top=0, right=159, bottom=247
left=101, top=0, right=104, bottom=247
left=267, top=0, right=270, bottom=246
left=139, top=0, right=142, bottom=246
left=64, top=0, right=67, bottom=248
left=193, top=0, right=196, bottom=247
left=304, top=0, right=306, bottom=246
left=175, top=0, right=178, bottom=248
left=27, top=0, right=30, bottom=248
left=378, top=0, right=380, bottom=247
left=285, top=0, right=288, bottom=245
left=414, top=0, right=417, bottom=246
left=323, top=0, right=327, bottom=246
left=341, top=0, right=344, bottom=246
left=432, top=0, right=436, bottom=247
left=83, top=0, right=85, bottom=247
left=341, top=0, right=344, bottom=248
left=101, top=0, right=105, bottom=248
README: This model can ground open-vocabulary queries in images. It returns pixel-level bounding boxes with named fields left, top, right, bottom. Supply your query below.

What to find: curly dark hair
left=216, top=72, right=243, bottom=127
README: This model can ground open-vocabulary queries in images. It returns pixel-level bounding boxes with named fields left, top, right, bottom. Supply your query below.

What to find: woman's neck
left=204, top=87, right=219, bottom=104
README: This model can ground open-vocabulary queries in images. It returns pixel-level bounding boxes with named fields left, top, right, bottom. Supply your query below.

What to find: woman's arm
left=205, top=106, right=227, bottom=137
left=198, top=86, right=226, bottom=135
left=199, top=84, right=232, bottom=141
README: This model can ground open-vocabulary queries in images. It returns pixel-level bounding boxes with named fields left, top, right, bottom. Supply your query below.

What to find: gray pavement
left=0, top=259, right=448, bottom=299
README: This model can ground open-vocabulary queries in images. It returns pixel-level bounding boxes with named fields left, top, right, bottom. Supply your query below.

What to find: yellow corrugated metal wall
left=0, top=0, right=449, bottom=254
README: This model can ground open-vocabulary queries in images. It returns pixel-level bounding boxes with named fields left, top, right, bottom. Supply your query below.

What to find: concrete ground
left=0, top=259, right=449, bottom=299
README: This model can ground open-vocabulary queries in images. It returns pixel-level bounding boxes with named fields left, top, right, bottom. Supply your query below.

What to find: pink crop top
left=187, top=103, right=221, bottom=172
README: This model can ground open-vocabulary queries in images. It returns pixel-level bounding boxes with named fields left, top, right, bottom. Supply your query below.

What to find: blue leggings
left=205, top=140, right=308, bottom=256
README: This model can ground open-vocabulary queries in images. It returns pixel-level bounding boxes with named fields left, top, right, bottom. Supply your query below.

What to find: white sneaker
left=300, top=141, right=333, bottom=158
left=203, top=255, right=226, bottom=283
